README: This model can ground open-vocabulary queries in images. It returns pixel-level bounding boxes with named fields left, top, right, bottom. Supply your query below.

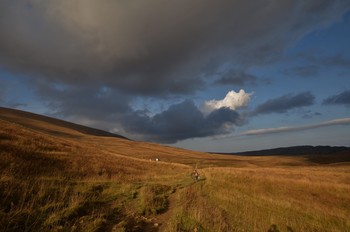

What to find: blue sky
left=0, top=1, right=349, bottom=152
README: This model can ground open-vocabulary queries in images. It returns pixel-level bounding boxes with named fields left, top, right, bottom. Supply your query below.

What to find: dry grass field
left=0, top=107, right=349, bottom=232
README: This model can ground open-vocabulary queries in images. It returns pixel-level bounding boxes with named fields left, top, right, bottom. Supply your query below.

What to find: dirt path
left=110, top=181, right=198, bottom=232
left=154, top=188, right=179, bottom=231
left=141, top=184, right=191, bottom=232
left=110, top=186, right=182, bottom=232
left=152, top=181, right=197, bottom=231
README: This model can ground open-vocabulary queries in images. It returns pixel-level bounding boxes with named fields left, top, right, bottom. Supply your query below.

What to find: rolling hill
left=0, top=107, right=238, bottom=166
left=226, top=145, right=350, bottom=165
left=233, top=145, right=350, bottom=156
left=0, top=107, right=128, bottom=139
left=0, top=107, right=310, bottom=167
left=1, top=107, right=349, bottom=231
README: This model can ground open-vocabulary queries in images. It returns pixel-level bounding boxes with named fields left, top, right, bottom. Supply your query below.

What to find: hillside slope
left=233, top=145, right=350, bottom=156
left=0, top=107, right=127, bottom=139
left=1, top=107, right=350, bottom=231
left=228, top=145, right=350, bottom=164
left=1, top=107, right=304, bottom=167
left=0, top=112, right=192, bottom=231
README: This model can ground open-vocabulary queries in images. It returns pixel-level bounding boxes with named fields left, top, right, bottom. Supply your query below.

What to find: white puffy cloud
left=202, top=89, right=253, bottom=114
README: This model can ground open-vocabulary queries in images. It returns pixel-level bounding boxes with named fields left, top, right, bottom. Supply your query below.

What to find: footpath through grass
left=164, top=167, right=350, bottom=232
left=0, top=170, right=194, bottom=231
left=1, top=119, right=350, bottom=231
left=0, top=120, right=192, bottom=231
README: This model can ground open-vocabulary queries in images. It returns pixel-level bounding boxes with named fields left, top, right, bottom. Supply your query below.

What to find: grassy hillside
left=1, top=108, right=349, bottom=231
left=0, top=107, right=127, bottom=139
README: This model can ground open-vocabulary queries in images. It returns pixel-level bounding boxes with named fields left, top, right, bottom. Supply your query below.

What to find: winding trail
left=154, top=188, right=179, bottom=231
left=111, top=179, right=200, bottom=231
left=151, top=181, right=198, bottom=232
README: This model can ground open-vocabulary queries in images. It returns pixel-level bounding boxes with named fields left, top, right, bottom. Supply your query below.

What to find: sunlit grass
left=0, top=120, right=191, bottom=231
left=165, top=167, right=350, bottom=231
left=1, top=113, right=350, bottom=231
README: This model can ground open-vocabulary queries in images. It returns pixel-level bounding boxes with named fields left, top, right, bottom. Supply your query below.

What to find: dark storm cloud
left=34, top=79, right=244, bottom=143
left=0, top=0, right=349, bottom=96
left=252, top=92, right=315, bottom=115
left=122, top=100, right=243, bottom=143
left=34, top=79, right=132, bottom=120
left=323, top=90, right=350, bottom=106
left=0, top=0, right=349, bottom=142
left=214, top=70, right=257, bottom=86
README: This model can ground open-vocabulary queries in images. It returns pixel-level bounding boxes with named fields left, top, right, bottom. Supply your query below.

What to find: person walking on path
left=191, top=169, right=200, bottom=182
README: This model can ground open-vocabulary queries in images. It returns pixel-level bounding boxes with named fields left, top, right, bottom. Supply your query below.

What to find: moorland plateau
left=0, top=107, right=349, bottom=232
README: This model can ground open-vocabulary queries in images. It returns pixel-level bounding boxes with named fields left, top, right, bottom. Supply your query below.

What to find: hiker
left=192, top=169, right=200, bottom=182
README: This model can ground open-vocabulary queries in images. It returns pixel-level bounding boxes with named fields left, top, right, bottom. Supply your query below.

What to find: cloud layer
left=252, top=92, right=315, bottom=115
left=122, top=100, right=243, bottom=143
left=1, top=1, right=349, bottom=96
left=35, top=83, right=245, bottom=143
left=0, top=1, right=349, bottom=142
left=214, top=70, right=257, bottom=86
left=241, top=118, right=350, bottom=136
left=323, top=90, right=350, bottom=106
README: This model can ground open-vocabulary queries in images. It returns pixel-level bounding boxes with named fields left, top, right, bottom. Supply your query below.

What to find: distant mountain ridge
left=230, top=146, right=350, bottom=156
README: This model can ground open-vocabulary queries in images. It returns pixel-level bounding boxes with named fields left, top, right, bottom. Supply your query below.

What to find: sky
left=0, top=0, right=350, bottom=153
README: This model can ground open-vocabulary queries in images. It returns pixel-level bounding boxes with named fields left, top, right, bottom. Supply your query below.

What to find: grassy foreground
left=164, top=167, right=350, bottom=232
left=1, top=109, right=350, bottom=231
left=0, top=119, right=191, bottom=231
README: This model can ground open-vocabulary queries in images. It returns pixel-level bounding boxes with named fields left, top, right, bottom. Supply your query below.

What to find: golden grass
left=1, top=108, right=350, bottom=231
left=0, top=119, right=191, bottom=231
left=165, top=167, right=350, bottom=231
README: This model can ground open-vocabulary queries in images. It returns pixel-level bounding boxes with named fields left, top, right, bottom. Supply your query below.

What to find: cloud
left=284, top=65, right=320, bottom=77
left=323, top=90, right=350, bottom=106
left=302, top=111, right=322, bottom=119
left=322, top=54, right=350, bottom=68
left=34, top=80, right=131, bottom=119
left=240, top=118, right=350, bottom=136
left=0, top=1, right=349, bottom=143
left=0, top=79, right=27, bottom=108
left=35, top=81, right=245, bottom=143
left=122, top=100, right=243, bottom=143
left=299, top=54, right=350, bottom=70
left=202, top=89, right=253, bottom=114
left=252, top=92, right=315, bottom=115
left=0, top=1, right=349, bottom=97
left=0, top=84, right=6, bottom=104
left=214, top=70, right=257, bottom=86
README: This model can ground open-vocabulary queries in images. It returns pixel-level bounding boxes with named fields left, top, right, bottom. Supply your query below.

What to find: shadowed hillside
left=0, top=109, right=193, bottom=231
left=0, top=107, right=313, bottom=167
left=1, top=107, right=350, bottom=231
left=233, top=145, right=350, bottom=156
left=0, top=107, right=128, bottom=139
left=228, top=145, right=350, bottom=164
